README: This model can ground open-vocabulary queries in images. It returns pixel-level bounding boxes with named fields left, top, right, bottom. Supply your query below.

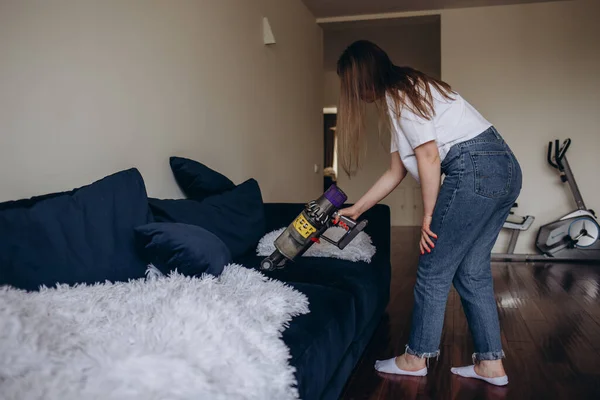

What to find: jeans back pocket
left=470, top=151, right=513, bottom=198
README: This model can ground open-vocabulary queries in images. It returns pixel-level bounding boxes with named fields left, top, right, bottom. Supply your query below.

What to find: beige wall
left=323, top=17, right=441, bottom=226
left=0, top=0, right=323, bottom=203
left=442, top=0, right=600, bottom=252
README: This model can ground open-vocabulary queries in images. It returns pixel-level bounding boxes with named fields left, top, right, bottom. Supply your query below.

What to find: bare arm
left=414, top=140, right=441, bottom=253
left=337, top=151, right=407, bottom=220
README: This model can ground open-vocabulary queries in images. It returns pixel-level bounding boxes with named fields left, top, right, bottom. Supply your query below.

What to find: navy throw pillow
left=135, top=223, right=230, bottom=277
left=0, top=169, right=152, bottom=291
left=149, top=179, right=266, bottom=258
left=170, top=157, right=235, bottom=200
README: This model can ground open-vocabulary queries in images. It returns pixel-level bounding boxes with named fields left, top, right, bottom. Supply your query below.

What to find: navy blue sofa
left=237, top=203, right=391, bottom=400
left=0, top=169, right=391, bottom=400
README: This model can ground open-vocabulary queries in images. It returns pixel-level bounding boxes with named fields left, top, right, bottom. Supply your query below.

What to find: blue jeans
left=406, top=126, right=522, bottom=362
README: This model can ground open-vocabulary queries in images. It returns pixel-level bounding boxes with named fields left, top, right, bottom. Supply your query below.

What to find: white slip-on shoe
left=374, top=357, right=428, bottom=377
left=450, top=365, right=508, bottom=386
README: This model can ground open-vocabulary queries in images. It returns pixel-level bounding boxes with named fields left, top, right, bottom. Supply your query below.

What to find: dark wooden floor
left=340, top=227, right=600, bottom=400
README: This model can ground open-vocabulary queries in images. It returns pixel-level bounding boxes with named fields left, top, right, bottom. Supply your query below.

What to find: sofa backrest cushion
left=149, top=179, right=265, bottom=259
left=170, top=157, right=235, bottom=200
left=0, top=168, right=152, bottom=291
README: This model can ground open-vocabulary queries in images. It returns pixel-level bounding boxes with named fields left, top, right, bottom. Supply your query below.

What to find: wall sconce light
left=263, top=17, right=275, bottom=45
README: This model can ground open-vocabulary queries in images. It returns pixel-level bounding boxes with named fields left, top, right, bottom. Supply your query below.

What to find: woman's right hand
left=335, top=205, right=362, bottom=222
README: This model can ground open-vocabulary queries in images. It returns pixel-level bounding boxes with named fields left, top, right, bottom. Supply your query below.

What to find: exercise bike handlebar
left=547, top=138, right=571, bottom=170
left=547, top=140, right=558, bottom=169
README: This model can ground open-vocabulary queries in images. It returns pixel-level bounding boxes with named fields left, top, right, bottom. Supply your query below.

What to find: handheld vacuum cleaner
left=260, top=185, right=368, bottom=271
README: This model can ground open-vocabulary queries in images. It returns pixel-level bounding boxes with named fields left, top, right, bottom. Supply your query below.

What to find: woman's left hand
left=420, top=215, right=437, bottom=255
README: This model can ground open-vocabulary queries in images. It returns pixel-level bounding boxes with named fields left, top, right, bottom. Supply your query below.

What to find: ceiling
left=302, top=0, right=563, bottom=19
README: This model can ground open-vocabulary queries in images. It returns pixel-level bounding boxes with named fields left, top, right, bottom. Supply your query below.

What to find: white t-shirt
left=388, top=84, right=492, bottom=182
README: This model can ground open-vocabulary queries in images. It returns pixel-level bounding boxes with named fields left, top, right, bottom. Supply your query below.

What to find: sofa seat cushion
left=236, top=254, right=388, bottom=344
left=0, top=169, right=152, bottom=291
left=282, top=282, right=356, bottom=400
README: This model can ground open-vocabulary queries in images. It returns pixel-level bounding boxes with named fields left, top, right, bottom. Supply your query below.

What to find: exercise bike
left=492, top=138, right=600, bottom=263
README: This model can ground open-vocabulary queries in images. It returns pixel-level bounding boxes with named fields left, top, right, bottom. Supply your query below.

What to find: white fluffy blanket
left=257, top=227, right=376, bottom=263
left=0, top=265, right=309, bottom=400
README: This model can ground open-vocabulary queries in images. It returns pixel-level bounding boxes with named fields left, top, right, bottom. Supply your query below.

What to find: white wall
left=0, top=0, right=323, bottom=203
left=323, top=17, right=441, bottom=226
left=442, top=0, right=600, bottom=253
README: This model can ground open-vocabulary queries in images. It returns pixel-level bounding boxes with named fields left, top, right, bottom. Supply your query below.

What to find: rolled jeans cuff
left=405, top=344, right=440, bottom=359
left=473, top=350, right=505, bottom=362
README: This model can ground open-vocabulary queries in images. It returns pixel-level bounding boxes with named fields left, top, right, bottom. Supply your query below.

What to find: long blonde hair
left=336, top=40, right=454, bottom=176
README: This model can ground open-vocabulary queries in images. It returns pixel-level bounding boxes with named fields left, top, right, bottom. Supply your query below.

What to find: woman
left=335, top=40, right=521, bottom=386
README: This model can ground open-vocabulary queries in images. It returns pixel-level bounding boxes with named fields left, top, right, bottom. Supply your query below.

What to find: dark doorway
left=323, top=113, right=337, bottom=191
